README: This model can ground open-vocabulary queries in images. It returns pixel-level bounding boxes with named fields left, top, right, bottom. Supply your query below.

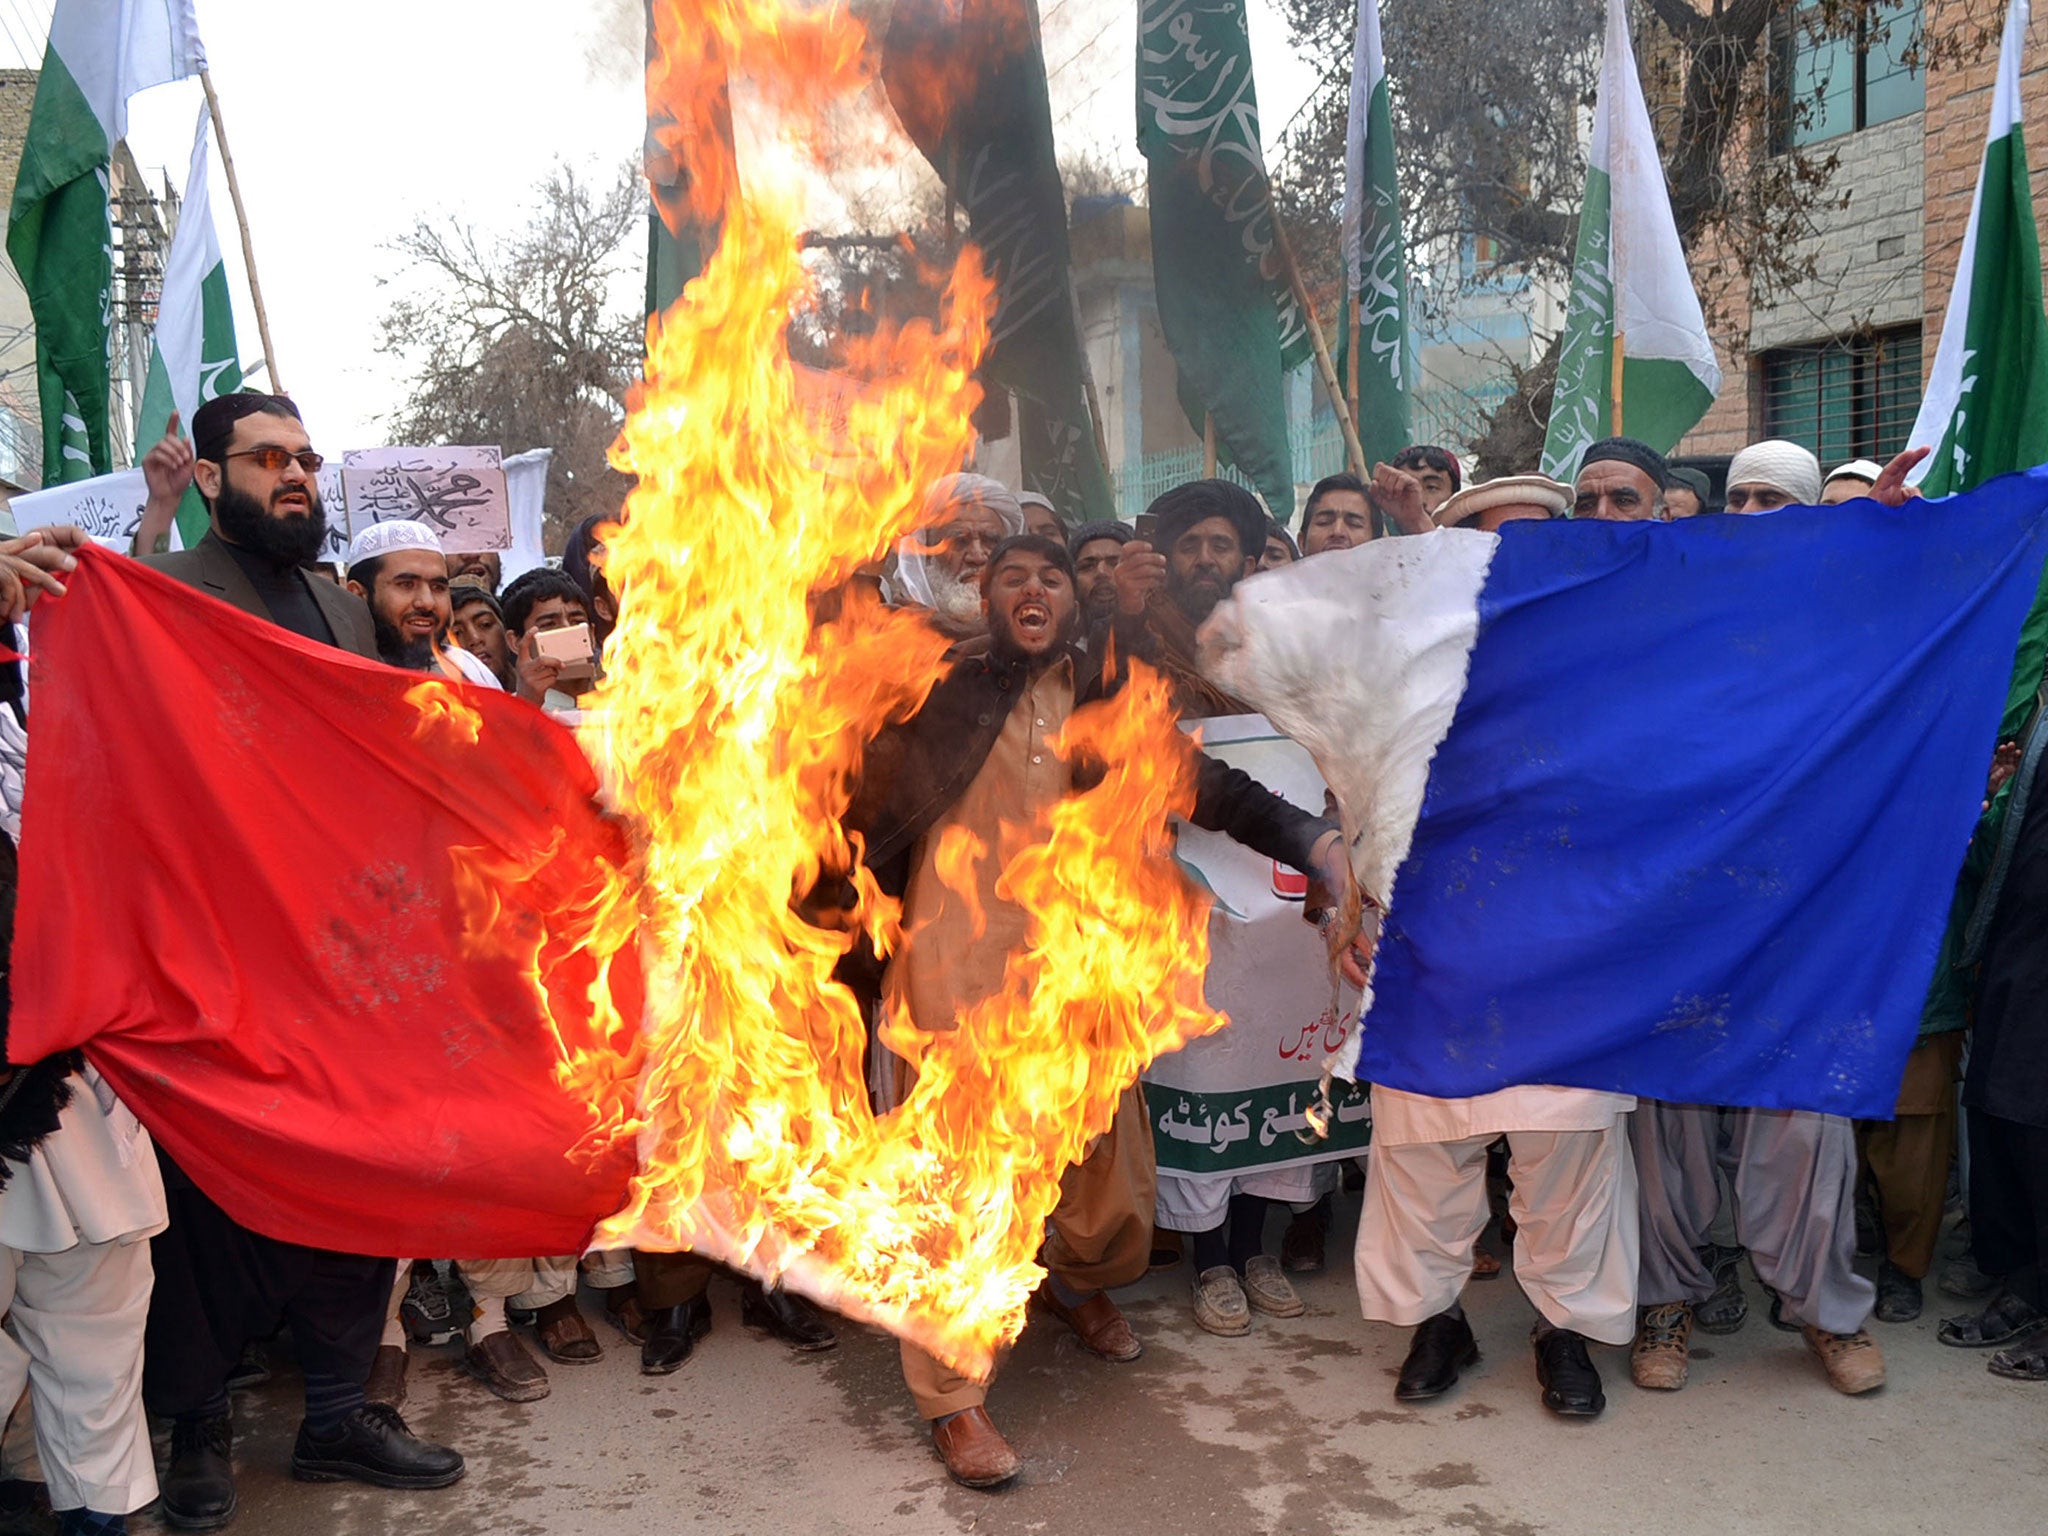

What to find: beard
left=1171, top=573, right=1232, bottom=625
left=371, top=611, right=439, bottom=672
left=988, top=604, right=1080, bottom=667
left=214, top=480, right=328, bottom=567
left=925, top=563, right=988, bottom=636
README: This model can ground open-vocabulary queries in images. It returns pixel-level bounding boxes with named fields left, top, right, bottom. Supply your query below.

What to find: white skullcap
left=1015, top=490, right=1056, bottom=514
left=1727, top=440, right=1823, bottom=506
left=346, top=519, right=444, bottom=569
left=920, top=472, right=1024, bottom=530
left=1825, top=458, right=1884, bottom=488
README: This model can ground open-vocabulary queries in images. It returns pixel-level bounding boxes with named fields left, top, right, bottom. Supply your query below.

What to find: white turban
left=892, top=474, right=1026, bottom=618
left=346, top=519, right=444, bottom=570
left=1727, top=440, right=1823, bottom=506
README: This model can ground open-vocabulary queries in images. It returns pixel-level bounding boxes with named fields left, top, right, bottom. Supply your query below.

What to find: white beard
left=926, top=565, right=986, bottom=634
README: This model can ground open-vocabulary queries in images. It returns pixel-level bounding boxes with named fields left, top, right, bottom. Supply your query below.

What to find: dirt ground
left=111, top=1199, right=2045, bottom=1536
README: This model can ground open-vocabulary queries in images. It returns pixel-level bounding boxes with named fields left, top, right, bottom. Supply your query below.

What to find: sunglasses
left=224, top=447, right=325, bottom=474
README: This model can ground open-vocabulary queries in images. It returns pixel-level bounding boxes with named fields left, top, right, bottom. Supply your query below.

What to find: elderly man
left=893, top=474, right=1024, bottom=640
left=1822, top=459, right=1883, bottom=504
left=136, top=395, right=462, bottom=1528
left=344, top=523, right=500, bottom=687
left=838, top=531, right=1345, bottom=1488
left=1069, top=521, right=1131, bottom=627
left=1571, top=438, right=1668, bottom=521
left=1434, top=474, right=1572, bottom=533
left=1723, top=440, right=1822, bottom=513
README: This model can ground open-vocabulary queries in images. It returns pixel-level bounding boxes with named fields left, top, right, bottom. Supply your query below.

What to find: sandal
left=1988, top=1337, right=2048, bottom=1381
left=1694, top=1244, right=1748, bottom=1335
left=1937, top=1289, right=2048, bottom=1348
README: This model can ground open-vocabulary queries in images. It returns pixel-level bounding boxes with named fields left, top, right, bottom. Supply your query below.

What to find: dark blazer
left=843, top=642, right=1336, bottom=904
left=142, top=530, right=377, bottom=659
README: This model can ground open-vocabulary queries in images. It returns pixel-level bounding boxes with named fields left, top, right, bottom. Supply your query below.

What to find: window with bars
left=1773, top=0, right=1924, bottom=151
left=1759, top=328, right=1923, bottom=465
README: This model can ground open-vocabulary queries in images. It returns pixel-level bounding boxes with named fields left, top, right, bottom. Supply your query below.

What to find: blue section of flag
left=1364, top=473, right=2048, bottom=1117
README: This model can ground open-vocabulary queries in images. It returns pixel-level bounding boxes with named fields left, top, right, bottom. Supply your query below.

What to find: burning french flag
left=1201, top=473, right=2048, bottom=1118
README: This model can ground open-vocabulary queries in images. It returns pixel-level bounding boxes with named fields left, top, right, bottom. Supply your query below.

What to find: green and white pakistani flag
left=1911, top=0, right=2048, bottom=1035
left=1139, top=0, right=1309, bottom=519
left=1539, top=0, right=1720, bottom=481
left=137, top=103, right=241, bottom=549
left=6, top=0, right=206, bottom=486
left=1342, top=0, right=1410, bottom=465
left=1908, top=0, right=2048, bottom=500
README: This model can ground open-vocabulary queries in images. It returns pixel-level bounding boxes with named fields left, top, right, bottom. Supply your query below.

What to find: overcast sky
left=0, top=0, right=1318, bottom=455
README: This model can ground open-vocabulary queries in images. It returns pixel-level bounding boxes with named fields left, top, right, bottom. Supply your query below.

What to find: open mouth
left=403, top=617, right=437, bottom=636
left=1013, top=601, right=1051, bottom=638
left=274, top=491, right=312, bottom=514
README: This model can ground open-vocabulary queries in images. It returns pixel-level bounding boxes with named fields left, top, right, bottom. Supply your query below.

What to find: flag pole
left=199, top=70, right=283, bottom=394
left=1203, top=411, right=1218, bottom=477
left=1269, top=206, right=1369, bottom=479
left=1610, top=331, right=1624, bottom=436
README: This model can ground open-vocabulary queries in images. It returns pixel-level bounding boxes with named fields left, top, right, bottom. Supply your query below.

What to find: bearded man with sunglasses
left=131, top=394, right=463, bottom=1529
left=138, top=394, right=374, bottom=659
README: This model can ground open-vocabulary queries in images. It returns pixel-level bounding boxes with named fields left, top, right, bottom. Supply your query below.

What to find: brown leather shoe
left=532, top=1296, right=603, bottom=1363
left=465, top=1328, right=550, bottom=1403
left=1034, top=1288, right=1142, bottom=1362
left=930, top=1407, right=1021, bottom=1489
left=364, top=1344, right=408, bottom=1409
left=601, top=1288, right=650, bottom=1345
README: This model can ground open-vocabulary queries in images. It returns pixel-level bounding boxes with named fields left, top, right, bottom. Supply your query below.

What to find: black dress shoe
left=1395, top=1311, right=1480, bottom=1401
left=291, top=1403, right=464, bottom=1489
left=160, top=1414, right=237, bottom=1531
left=1875, top=1260, right=1924, bottom=1323
left=740, top=1281, right=838, bottom=1351
left=641, top=1295, right=713, bottom=1375
left=1534, top=1328, right=1605, bottom=1417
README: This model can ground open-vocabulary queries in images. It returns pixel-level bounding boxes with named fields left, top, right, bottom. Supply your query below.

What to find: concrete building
left=1678, top=0, right=2029, bottom=476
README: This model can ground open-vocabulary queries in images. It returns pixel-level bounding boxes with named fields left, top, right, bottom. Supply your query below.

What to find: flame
left=504, top=0, right=1231, bottom=1378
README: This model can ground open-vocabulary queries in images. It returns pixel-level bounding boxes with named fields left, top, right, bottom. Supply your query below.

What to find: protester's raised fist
left=1112, top=538, right=1168, bottom=616
left=1371, top=463, right=1434, bottom=536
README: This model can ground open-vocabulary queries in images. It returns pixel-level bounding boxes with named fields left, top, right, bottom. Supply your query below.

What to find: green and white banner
left=1138, top=0, right=1307, bottom=519
left=6, top=0, right=205, bottom=485
left=1540, top=0, right=1719, bottom=481
left=1908, top=0, right=2048, bottom=500
left=1342, top=0, right=1411, bottom=466
left=1911, top=0, right=2048, bottom=1035
left=137, top=102, right=241, bottom=549
left=1146, top=716, right=1369, bottom=1217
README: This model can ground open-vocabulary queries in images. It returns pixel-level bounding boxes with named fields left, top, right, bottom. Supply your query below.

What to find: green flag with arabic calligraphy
left=1138, top=0, right=1305, bottom=519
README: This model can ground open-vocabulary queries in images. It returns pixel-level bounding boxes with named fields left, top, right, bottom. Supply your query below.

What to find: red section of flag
left=11, top=548, right=642, bottom=1257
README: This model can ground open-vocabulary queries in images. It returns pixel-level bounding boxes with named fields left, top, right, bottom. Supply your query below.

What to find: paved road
left=125, top=1206, right=2044, bottom=1536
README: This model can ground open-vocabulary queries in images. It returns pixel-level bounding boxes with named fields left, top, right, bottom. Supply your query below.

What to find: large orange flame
left=536, top=0, right=1229, bottom=1378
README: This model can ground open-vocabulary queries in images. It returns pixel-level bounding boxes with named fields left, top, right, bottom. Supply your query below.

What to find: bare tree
left=1272, top=0, right=2003, bottom=475
left=376, top=162, right=645, bottom=549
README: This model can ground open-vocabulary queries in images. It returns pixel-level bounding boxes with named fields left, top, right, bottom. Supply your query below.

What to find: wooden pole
left=200, top=70, right=283, bottom=394
left=1203, top=411, right=1218, bottom=478
left=1610, top=330, right=1625, bottom=438
left=1268, top=207, right=1368, bottom=480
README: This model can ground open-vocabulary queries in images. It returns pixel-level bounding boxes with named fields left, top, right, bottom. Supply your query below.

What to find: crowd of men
left=0, top=390, right=2033, bottom=1529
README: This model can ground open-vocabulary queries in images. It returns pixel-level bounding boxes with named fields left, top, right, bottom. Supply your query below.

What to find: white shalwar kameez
left=1354, top=1085, right=1640, bottom=1345
left=0, top=1067, right=167, bottom=1515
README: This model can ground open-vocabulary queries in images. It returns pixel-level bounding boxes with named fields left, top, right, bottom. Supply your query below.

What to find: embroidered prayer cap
left=346, top=520, right=445, bottom=570
left=1728, top=439, right=1823, bottom=506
